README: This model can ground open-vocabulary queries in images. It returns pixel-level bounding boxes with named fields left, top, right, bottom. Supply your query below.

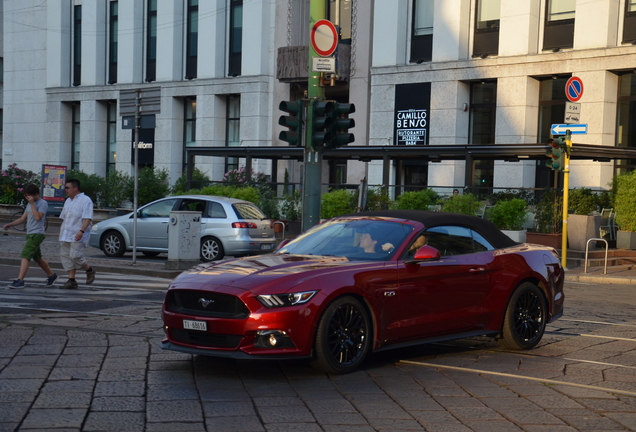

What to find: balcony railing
left=277, top=44, right=351, bottom=82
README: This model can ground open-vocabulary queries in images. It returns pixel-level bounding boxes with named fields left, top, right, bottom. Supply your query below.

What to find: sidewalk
left=0, top=230, right=182, bottom=280
left=4, top=228, right=636, bottom=284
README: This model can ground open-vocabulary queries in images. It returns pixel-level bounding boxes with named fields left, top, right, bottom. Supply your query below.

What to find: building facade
left=1, top=0, right=636, bottom=197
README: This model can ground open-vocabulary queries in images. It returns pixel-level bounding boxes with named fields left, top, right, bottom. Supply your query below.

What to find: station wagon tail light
left=257, top=291, right=317, bottom=308
left=232, top=222, right=258, bottom=229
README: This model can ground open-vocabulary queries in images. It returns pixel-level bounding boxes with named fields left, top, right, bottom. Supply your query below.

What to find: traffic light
left=327, top=102, right=356, bottom=149
left=311, top=100, right=334, bottom=150
left=278, top=100, right=303, bottom=147
left=545, top=137, right=565, bottom=171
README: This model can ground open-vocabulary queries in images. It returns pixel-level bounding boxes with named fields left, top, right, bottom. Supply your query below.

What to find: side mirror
left=412, top=245, right=441, bottom=261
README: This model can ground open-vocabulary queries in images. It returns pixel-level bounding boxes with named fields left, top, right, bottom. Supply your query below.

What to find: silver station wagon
left=89, top=195, right=276, bottom=261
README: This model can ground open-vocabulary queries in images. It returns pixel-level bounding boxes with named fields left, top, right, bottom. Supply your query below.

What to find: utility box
left=165, top=211, right=201, bottom=270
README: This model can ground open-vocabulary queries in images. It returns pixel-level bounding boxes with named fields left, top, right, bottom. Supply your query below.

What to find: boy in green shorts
left=3, top=184, right=58, bottom=288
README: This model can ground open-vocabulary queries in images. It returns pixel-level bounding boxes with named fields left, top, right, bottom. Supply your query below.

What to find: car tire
left=311, top=296, right=371, bottom=374
left=142, top=251, right=161, bottom=257
left=201, top=236, right=224, bottom=262
left=498, top=282, right=547, bottom=350
left=101, top=231, right=126, bottom=258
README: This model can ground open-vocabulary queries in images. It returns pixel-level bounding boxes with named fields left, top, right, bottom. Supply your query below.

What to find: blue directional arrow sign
left=551, top=123, right=587, bottom=135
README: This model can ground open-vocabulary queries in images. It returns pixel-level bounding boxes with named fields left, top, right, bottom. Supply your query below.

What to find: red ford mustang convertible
left=161, top=210, right=564, bottom=374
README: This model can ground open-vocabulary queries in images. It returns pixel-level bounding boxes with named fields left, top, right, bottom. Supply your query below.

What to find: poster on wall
left=41, top=165, right=67, bottom=202
left=394, top=82, right=431, bottom=146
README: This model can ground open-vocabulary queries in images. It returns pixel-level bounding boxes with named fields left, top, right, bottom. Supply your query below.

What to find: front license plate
left=183, top=320, right=207, bottom=331
left=261, top=243, right=273, bottom=250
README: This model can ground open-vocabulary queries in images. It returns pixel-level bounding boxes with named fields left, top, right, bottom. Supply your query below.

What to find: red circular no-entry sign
left=311, top=19, right=338, bottom=57
left=565, top=76, right=584, bottom=102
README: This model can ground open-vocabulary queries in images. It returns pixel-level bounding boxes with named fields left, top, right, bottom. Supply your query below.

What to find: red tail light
left=232, top=222, right=258, bottom=229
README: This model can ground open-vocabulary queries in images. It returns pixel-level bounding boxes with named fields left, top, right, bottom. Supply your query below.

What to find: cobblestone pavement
left=1, top=232, right=636, bottom=431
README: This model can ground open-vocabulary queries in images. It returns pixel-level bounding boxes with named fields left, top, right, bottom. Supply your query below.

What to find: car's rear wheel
left=201, top=236, right=224, bottom=261
left=311, top=296, right=371, bottom=374
left=498, top=282, right=547, bottom=350
left=101, top=231, right=126, bottom=257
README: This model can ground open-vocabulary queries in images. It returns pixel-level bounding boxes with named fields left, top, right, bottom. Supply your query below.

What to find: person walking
left=58, top=179, right=96, bottom=289
left=3, top=184, right=58, bottom=288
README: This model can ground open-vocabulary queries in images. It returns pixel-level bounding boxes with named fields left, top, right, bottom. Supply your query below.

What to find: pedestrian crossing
left=4, top=271, right=171, bottom=292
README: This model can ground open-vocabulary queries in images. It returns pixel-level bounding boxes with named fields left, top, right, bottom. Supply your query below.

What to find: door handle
left=469, top=267, right=485, bottom=273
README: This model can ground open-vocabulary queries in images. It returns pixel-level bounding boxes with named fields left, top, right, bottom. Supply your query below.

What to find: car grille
left=170, top=329, right=243, bottom=348
left=165, top=290, right=250, bottom=319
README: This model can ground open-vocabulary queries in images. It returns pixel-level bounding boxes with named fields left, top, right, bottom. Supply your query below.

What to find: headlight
left=92, top=223, right=99, bottom=231
left=257, top=291, right=317, bottom=308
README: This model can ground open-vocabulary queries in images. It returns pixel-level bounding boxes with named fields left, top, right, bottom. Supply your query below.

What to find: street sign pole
left=303, top=0, right=328, bottom=232
left=561, top=130, right=572, bottom=268
left=132, top=90, right=140, bottom=265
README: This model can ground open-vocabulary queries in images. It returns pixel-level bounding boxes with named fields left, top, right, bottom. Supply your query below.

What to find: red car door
left=394, top=227, right=494, bottom=342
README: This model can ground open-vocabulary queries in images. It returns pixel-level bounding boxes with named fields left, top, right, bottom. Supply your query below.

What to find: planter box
left=617, top=230, right=636, bottom=250
left=0, top=204, right=22, bottom=216
left=568, top=214, right=601, bottom=250
left=526, top=232, right=563, bottom=249
left=501, top=229, right=526, bottom=243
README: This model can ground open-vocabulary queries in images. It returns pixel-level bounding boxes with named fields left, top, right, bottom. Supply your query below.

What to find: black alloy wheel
left=311, top=296, right=371, bottom=374
left=498, top=282, right=547, bottom=350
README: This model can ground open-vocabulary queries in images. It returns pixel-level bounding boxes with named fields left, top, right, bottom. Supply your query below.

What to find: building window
left=225, top=95, right=240, bottom=172
left=72, top=104, right=80, bottom=171
left=543, top=0, right=575, bottom=51
left=108, top=1, right=118, bottom=84
left=469, top=81, right=497, bottom=193
left=473, top=0, right=500, bottom=58
left=185, top=0, right=198, bottom=79
left=536, top=76, right=569, bottom=188
left=183, top=97, right=196, bottom=171
left=107, top=101, right=117, bottom=174
left=410, top=0, right=433, bottom=63
left=615, top=72, right=636, bottom=175
left=228, top=0, right=242, bottom=77
left=623, top=0, right=636, bottom=44
left=146, top=0, right=157, bottom=82
left=73, top=5, right=82, bottom=86
left=329, top=160, right=348, bottom=186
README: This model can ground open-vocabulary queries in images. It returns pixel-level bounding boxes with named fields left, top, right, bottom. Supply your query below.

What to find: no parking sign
left=565, top=77, right=584, bottom=102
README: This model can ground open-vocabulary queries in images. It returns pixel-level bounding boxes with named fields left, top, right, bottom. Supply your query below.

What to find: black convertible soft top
left=340, top=210, right=519, bottom=249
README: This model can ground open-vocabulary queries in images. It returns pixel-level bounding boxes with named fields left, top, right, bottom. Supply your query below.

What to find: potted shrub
left=567, top=187, right=603, bottom=250
left=281, top=190, right=302, bottom=237
left=441, top=192, right=481, bottom=215
left=527, top=189, right=563, bottom=249
left=614, top=171, right=636, bottom=249
left=486, top=198, right=528, bottom=243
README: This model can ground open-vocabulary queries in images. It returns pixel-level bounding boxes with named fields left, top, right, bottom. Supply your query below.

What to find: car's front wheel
left=498, top=282, right=547, bottom=350
left=311, top=296, right=371, bottom=374
left=201, top=236, right=224, bottom=261
left=101, top=231, right=126, bottom=257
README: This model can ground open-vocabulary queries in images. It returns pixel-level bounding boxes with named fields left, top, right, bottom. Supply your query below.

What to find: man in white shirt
left=58, top=179, right=96, bottom=289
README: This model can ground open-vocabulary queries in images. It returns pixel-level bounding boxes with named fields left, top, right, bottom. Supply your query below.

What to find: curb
left=565, top=274, right=636, bottom=284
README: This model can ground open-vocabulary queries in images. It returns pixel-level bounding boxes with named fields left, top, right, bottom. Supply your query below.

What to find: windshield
left=277, top=219, right=415, bottom=261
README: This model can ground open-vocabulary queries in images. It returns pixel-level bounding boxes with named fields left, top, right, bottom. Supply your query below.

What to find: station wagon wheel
left=201, top=236, right=224, bottom=262
left=498, top=282, right=547, bottom=350
left=101, top=231, right=126, bottom=257
left=311, top=296, right=371, bottom=374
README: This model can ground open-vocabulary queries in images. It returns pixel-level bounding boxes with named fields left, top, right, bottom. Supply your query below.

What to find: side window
left=179, top=199, right=206, bottom=213
left=140, top=199, right=178, bottom=218
left=472, top=230, right=495, bottom=252
left=424, top=226, right=480, bottom=256
left=209, top=202, right=227, bottom=218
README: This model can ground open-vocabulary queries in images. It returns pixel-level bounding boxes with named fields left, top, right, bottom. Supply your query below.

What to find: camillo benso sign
left=394, top=82, right=431, bottom=145
left=396, top=109, right=428, bottom=145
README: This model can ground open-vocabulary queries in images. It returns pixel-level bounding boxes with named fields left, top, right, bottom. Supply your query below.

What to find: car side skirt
left=374, top=330, right=500, bottom=353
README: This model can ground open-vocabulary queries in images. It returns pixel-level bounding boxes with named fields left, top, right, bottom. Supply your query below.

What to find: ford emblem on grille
left=198, top=298, right=215, bottom=308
